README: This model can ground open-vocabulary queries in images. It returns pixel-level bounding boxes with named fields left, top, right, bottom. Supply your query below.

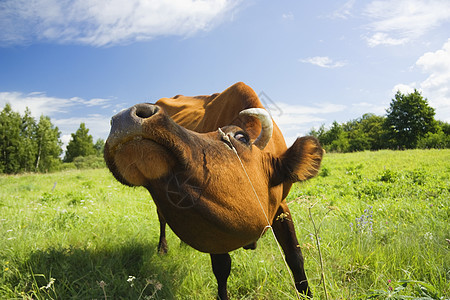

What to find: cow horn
left=239, top=108, right=273, bottom=150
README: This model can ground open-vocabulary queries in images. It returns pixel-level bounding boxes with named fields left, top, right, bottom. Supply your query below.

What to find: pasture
left=1, top=149, right=449, bottom=299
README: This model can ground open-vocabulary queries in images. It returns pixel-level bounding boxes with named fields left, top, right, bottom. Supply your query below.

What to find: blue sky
left=1, top=0, right=450, bottom=147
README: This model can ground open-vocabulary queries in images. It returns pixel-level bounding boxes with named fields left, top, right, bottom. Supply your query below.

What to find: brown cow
left=104, top=82, right=322, bottom=299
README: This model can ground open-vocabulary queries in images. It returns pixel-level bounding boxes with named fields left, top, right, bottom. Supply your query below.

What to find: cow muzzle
left=106, top=103, right=160, bottom=149
left=105, top=103, right=182, bottom=185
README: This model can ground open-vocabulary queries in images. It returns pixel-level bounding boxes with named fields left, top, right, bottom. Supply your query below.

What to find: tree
left=437, top=120, right=450, bottom=136
left=417, top=120, right=450, bottom=149
left=320, top=121, right=350, bottom=152
left=385, top=90, right=438, bottom=149
left=35, top=115, right=62, bottom=172
left=309, top=122, right=349, bottom=152
left=0, top=104, right=63, bottom=173
left=344, top=113, right=387, bottom=151
left=308, top=124, right=326, bottom=140
left=64, top=123, right=96, bottom=162
left=0, top=104, right=22, bottom=173
left=325, top=121, right=344, bottom=146
left=20, top=108, right=38, bottom=172
left=94, top=138, right=105, bottom=156
left=417, top=130, right=450, bottom=149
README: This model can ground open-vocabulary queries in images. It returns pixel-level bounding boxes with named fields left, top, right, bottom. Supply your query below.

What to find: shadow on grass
left=12, top=241, right=185, bottom=299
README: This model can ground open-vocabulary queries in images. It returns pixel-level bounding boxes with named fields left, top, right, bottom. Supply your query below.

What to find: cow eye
left=234, top=132, right=249, bottom=144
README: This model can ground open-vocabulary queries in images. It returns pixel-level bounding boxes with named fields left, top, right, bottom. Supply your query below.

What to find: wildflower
left=40, top=278, right=56, bottom=290
left=353, top=205, right=374, bottom=234
left=98, top=280, right=108, bottom=298
left=327, top=205, right=340, bottom=211
left=276, top=212, right=290, bottom=222
left=303, top=242, right=314, bottom=250
left=127, top=275, right=136, bottom=287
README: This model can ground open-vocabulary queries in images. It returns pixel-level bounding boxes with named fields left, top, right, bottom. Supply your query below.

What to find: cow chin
left=111, top=139, right=176, bottom=186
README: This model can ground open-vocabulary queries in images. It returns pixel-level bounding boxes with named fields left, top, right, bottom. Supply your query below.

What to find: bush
left=378, top=169, right=399, bottom=183
left=319, top=166, right=330, bottom=177
left=58, top=162, right=77, bottom=171
left=73, top=155, right=105, bottom=169
left=417, top=130, right=450, bottom=149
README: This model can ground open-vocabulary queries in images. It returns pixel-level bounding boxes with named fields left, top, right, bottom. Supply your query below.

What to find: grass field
left=1, top=149, right=449, bottom=299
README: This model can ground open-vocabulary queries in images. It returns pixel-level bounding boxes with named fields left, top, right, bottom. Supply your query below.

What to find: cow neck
left=219, top=128, right=302, bottom=300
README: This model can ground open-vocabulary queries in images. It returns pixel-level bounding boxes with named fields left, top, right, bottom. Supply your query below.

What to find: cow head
left=104, top=84, right=322, bottom=253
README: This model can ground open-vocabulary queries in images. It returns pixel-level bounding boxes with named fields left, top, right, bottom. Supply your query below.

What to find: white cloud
left=365, top=32, right=408, bottom=47
left=416, top=38, right=450, bottom=121
left=270, top=101, right=347, bottom=146
left=392, top=83, right=418, bottom=95
left=54, top=114, right=112, bottom=150
left=282, top=12, right=294, bottom=21
left=0, top=91, right=112, bottom=118
left=416, top=39, right=450, bottom=76
left=363, top=0, right=450, bottom=47
left=393, top=38, right=450, bottom=121
left=0, top=91, right=73, bottom=117
left=274, top=102, right=346, bottom=116
left=0, top=0, right=240, bottom=47
left=330, top=0, right=356, bottom=20
left=351, top=101, right=387, bottom=116
left=299, top=56, right=347, bottom=68
left=0, top=91, right=114, bottom=149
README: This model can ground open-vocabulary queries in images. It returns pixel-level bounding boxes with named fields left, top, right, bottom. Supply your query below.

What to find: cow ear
left=272, top=136, right=323, bottom=185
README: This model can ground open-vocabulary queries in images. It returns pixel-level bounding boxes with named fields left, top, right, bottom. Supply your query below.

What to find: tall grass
left=0, top=149, right=448, bottom=299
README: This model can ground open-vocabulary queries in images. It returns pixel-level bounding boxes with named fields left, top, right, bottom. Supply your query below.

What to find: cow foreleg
left=272, top=202, right=312, bottom=298
left=157, top=209, right=168, bottom=254
left=210, top=253, right=231, bottom=300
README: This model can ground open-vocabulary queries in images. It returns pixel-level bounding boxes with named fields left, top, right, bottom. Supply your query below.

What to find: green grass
left=0, top=149, right=449, bottom=299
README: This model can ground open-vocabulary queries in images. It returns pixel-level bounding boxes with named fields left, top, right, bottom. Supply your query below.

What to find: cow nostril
left=135, top=104, right=158, bottom=119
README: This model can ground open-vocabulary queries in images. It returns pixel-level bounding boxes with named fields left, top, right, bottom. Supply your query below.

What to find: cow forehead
left=155, top=82, right=265, bottom=133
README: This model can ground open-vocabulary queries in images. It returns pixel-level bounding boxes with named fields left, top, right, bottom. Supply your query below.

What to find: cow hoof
left=296, top=282, right=312, bottom=299
left=158, top=242, right=168, bottom=255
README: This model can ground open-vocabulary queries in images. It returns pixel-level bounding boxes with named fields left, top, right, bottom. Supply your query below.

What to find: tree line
left=309, top=90, right=449, bottom=152
left=0, top=103, right=105, bottom=174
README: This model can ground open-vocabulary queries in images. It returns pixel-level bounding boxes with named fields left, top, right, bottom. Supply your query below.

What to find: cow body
left=104, top=82, right=322, bottom=298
